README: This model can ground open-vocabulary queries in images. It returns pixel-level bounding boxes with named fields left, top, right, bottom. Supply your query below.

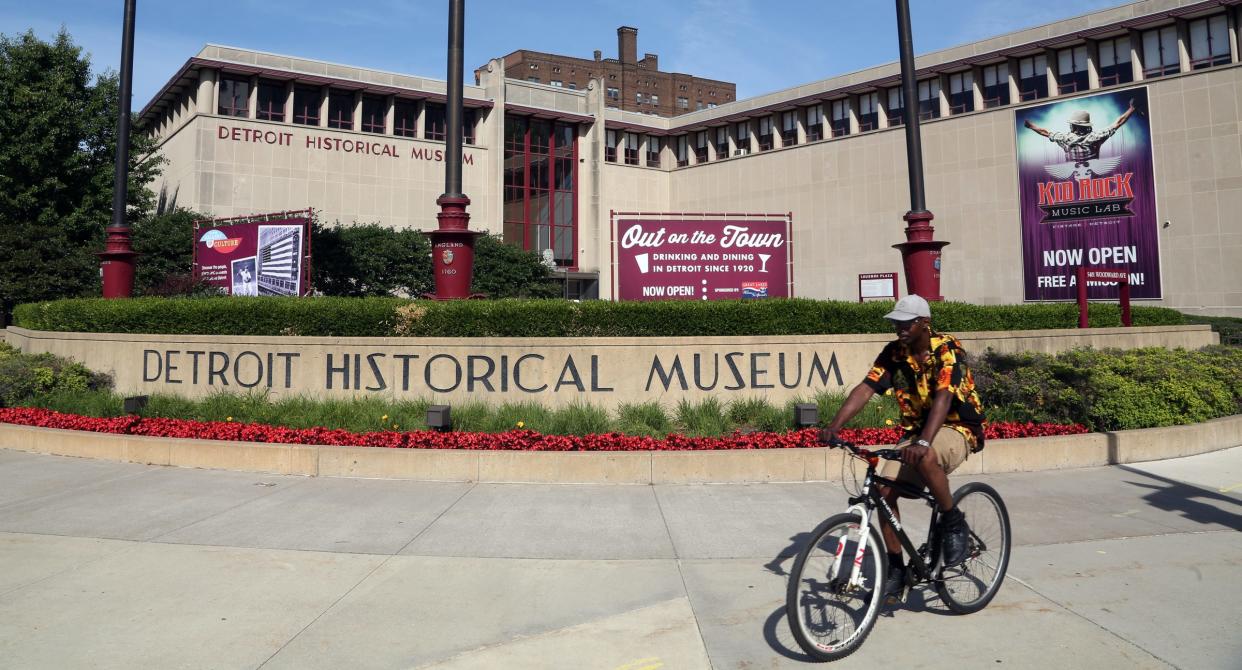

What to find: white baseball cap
left=884, top=294, right=931, bottom=321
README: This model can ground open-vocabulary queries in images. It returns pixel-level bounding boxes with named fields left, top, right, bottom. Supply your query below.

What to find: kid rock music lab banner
left=1015, top=87, right=1161, bottom=300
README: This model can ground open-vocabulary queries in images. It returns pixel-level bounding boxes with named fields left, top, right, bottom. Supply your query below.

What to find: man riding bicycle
left=819, top=294, right=986, bottom=604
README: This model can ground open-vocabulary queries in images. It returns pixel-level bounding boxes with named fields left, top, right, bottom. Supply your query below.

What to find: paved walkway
left=0, top=445, right=1240, bottom=669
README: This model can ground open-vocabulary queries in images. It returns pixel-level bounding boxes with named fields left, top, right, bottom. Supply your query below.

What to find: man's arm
left=1023, top=119, right=1051, bottom=137
left=1110, top=99, right=1137, bottom=131
left=818, top=382, right=877, bottom=443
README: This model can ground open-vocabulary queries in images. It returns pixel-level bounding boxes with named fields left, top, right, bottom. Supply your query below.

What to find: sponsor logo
left=199, top=229, right=241, bottom=254
left=442, top=249, right=454, bottom=265
left=741, top=281, right=768, bottom=299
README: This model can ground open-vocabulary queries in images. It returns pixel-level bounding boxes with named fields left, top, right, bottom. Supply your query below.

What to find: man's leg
left=877, top=485, right=907, bottom=602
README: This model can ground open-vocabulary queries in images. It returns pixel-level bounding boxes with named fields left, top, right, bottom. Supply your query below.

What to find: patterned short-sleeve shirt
left=863, top=331, right=987, bottom=451
left=1047, top=127, right=1117, bottom=162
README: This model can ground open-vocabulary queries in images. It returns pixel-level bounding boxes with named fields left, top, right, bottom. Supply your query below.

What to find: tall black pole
left=444, top=0, right=464, bottom=198
left=895, top=0, right=925, bottom=214
left=428, top=0, right=480, bottom=299
left=891, top=0, right=948, bottom=300
left=100, top=0, right=139, bottom=298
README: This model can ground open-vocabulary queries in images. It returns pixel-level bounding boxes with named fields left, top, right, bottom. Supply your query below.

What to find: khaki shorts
left=879, top=428, right=970, bottom=491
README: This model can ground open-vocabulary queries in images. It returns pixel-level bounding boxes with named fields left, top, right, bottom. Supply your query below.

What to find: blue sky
left=4, top=0, right=1123, bottom=108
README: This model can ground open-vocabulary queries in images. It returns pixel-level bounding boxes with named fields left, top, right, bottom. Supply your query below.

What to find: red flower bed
left=0, top=407, right=1089, bottom=451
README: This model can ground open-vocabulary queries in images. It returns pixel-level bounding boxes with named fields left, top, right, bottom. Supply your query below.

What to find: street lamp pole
left=891, top=0, right=949, bottom=301
left=428, top=0, right=481, bottom=299
left=99, top=0, right=139, bottom=298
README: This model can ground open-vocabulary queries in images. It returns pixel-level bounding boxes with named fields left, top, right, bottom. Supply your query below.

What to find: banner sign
left=1015, top=87, right=1161, bottom=300
left=613, top=215, right=792, bottom=301
left=193, top=214, right=311, bottom=296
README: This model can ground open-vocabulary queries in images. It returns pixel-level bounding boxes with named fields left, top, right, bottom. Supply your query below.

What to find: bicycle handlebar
left=824, top=437, right=903, bottom=462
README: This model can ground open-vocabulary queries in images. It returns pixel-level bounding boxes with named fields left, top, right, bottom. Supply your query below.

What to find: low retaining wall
left=3, top=325, right=1217, bottom=408
left=1, top=414, right=1238, bottom=484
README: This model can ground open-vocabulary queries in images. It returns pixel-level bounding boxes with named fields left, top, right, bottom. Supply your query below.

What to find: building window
left=676, top=135, right=689, bottom=167
left=1189, top=14, right=1230, bottom=69
left=651, top=94, right=659, bottom=106
left=361, top=95, right=385, bottom=134
left=829, top=100, right=849, bottom=137
left=948, top=71, right=973, bottom=114
left=293, top=86, right=321, bottom=126
left=695, top=130, right=709, bottom=163
left=424, top=102, right=446, bottom=141
left=981, top=63, right=1010, bottom=107
left=526, top=76, right=540, bottom=82
left=676, top=96, right=689, bottom=110
left=887, top=87, right=905, bottom=127
left=256, top=80, right=284, bottom=122
left=646, top=136, right=661, bottom=167
left=636, top=92, right=643, bottom=104
left=781, top=111, right=798, bottom=145
left=502, top=117, right=577, bottom=267
left=567, top=83, right=577, bottom=90
left=458, top=108, right=477, bottom=145
left=806, top=105, right=824, bottom=140
left=918, top=79, right=941, bottom=120
left=1097, top=36, right=1133, bottom=86
left=218, top=77, right=249, bottom=117
left=1018, top=55, right=1048, bottom=101
left=327, top=90, right=353, bottom=130
left=1142, top=26, right=1180, bottom=78
left=735, top=122, right=750, bottom=154
left=857, top=94, right=878, bottom=131
left=625, top=132, right=640, bottom=165
left=605, top=129, right=618, bottom=163
left=757, top=116, right=773, bottom=151
left=606, top=87, right=620, bottom=103
left=1057, top=46, right=1089, bottom=94
left=715, top=126, right=729, bottom=156
left=394, top=99, right=417, bottom=137
left=551, top=80, right=563, bottom=87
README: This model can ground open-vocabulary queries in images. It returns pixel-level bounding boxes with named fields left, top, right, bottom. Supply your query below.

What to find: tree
left=310, top=219, right=434, bottom=297
left=0, top=29, right=162, bottom=317
left=130, top=206, right=207, bottom=295
left=470, top=234, right=559, bottom=298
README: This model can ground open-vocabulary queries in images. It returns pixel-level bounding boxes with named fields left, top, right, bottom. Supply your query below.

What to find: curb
left=0, top=415, right=1239, bottom=484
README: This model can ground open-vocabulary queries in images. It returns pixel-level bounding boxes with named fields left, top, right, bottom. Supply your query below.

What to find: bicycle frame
left=838, top=451, right=943, bottom=590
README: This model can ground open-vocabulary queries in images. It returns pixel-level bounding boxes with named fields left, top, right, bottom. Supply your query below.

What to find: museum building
left=139, top=0, right=1242, bottom=314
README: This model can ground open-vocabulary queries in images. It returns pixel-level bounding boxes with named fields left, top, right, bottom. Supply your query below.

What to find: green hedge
left=974, top=345, right=1242, bottom=431
left=1182, top=315, right=1242, bottom=346
left=12, top=297, right=1185, bottom=337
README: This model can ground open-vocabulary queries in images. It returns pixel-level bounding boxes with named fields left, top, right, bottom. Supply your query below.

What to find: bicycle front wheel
left=786, top=512, right=886, bottom=662
left=936, top=482, right=1011, bottom=614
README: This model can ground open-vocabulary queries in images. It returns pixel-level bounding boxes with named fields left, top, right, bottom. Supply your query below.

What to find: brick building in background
left=476, top=26, right=735, bottom=117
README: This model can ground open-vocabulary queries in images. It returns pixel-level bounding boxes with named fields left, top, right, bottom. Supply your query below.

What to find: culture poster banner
left=613, top=215, right=792, bottom=301
left=1015, top=87, right=1161, bottom=300
left=193, top=214, right=311, bottom=296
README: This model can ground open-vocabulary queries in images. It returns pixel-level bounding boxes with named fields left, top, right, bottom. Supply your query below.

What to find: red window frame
left=425, top=103, right=447, bottom=141
left=394, top=99, right=417, bottom=137
left=360, top=95, right=386, bottom=134
left=327, top=90, right=354, bottom=130
left=293, top=86, right=321, bottom=126
left=502, top=115, right=579, bottom=269
left=256, top=80, right=284, bottom=122
left=218, top=77, right=250, bottom=117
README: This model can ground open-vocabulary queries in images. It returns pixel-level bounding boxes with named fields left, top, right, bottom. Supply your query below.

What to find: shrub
left=12, top=297, right=1186, bottom=337
left=1181, top=314, right=1242, bottom=347
left=0, top=343, right=112, bottom=406
left=973, top=345, right=1242, bottom=431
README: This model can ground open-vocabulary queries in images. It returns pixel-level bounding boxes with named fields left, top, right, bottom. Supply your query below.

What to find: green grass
left=15, top=387, right=906, bottom=438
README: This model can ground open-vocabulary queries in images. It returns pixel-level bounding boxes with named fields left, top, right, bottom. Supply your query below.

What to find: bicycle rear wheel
left=936, top=482, right=1011, bottom=614
left=786, top=512, right=886, bottom=662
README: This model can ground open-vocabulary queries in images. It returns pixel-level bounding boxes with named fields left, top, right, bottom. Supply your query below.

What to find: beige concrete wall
left=156, top=114, right=495, bottom=233
left=5, top=325, right=1216, bottom=407
left=3, top=412, right=1237, bottom=483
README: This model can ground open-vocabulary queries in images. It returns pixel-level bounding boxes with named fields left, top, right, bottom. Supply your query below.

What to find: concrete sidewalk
left=0, top=446, right=1239, bottom=669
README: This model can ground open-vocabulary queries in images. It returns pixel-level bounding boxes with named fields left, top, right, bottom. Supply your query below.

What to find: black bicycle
left=785, top=438, right=1011, bottom=662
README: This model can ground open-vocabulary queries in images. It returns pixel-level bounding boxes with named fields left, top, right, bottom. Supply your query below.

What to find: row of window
left=617, top=14, right=1235, bottom=168
left=215, top=76, right=476, bottom=143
